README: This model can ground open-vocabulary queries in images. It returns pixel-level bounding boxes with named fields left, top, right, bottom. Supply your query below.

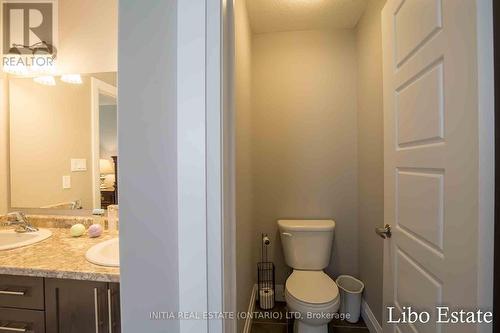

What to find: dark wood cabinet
left=0, top=275, right=120, bottom=333
left=0, top=275, right=44, bottom=310
left=101, top=190, right=117, bottom=209
left=109, top=283, right=120, bottom=333
left=45, top=279, right=109, bottom=333
left=0, top=308, right=45, bottom=332
left=0, top=275, right=45, bottom=332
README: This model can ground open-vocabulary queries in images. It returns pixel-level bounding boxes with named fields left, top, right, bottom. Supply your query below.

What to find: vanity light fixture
left=3, top=53, right=29, bottom=75
left=61, top=74, right=83, bottom=84
left=33, top=76, right=56, bottom=86
left=3, top=61, right=29, bottom=76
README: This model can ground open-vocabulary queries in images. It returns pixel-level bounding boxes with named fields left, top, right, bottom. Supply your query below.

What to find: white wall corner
left=361, top=299, right=382, bottom=333
left=177, top=1, right=209, bottom=332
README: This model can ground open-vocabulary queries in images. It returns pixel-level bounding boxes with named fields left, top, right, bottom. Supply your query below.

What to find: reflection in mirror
left=98, top=92, right=118, bottom=209
left=9, top=73, right=117, bottom=211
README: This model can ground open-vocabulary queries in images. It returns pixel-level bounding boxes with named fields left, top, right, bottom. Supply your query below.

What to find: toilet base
left=293, top=320, right=328, bottom=333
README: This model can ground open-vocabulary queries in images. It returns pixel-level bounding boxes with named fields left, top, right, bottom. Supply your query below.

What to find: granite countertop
left=0, top=227, right=120, bottom=282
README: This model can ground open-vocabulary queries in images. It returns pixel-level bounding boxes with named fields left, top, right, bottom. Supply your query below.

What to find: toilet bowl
left=285, top=270, right=339, bottom=333
left=278, top=219, right=338, bottom=333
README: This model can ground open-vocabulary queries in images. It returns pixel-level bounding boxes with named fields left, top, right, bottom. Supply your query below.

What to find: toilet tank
left=278, top=219, right=335, bottom=270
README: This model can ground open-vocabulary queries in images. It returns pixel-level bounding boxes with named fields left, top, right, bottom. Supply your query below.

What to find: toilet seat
left=285, top=270, right=339, bottom=305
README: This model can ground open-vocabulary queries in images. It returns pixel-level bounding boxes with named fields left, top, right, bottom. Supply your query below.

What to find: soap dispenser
left=107, top=205, right=119, bottom=234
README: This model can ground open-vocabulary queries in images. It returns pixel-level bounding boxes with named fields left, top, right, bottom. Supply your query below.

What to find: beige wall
left=355, top=0, right=386, bottom=323
left=9, top=77, right=93, bottom=209
left=57, top=0, right=117, bottom=74
left=234, top=0, right=256, bottom=331
left=252, top=29, right=359, bottom=284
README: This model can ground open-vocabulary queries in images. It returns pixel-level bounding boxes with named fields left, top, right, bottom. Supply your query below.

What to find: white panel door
left=382, top=1, right=484, bottom=332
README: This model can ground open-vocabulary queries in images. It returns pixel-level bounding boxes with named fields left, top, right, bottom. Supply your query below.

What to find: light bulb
left=60, top=74, right=83, bottom=84
left=33, top=76, right=56, bottom=86
left=2, top=55, right=29, bottom=75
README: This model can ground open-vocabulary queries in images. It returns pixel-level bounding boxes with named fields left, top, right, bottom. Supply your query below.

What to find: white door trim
left=207, top=0, right=225, bottom=332
left=177, top=1, right=208, bottom=332
left=178, top=0, right=228, bottom=332
left=221, top=1, right=237, bottom=332
left=361, top=299, right=383, bottom=333
left=475, top=1, right=495, bottom=331
left=242, top=285, right=258, bottom=333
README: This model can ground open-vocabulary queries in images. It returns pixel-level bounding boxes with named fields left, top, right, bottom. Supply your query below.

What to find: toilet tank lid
left=277, top=219, right=335, bottom=231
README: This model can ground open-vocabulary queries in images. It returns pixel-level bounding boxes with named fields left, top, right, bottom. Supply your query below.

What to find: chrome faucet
left=6, top=212, right=39, bottom=233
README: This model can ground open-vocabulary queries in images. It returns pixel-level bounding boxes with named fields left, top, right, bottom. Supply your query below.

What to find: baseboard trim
left=243, top=284, right=258, bottom=333
left=361, top=299, right=382, bottom=333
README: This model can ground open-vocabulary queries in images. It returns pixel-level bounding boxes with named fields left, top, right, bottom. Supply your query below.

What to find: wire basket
left=257, top=262, right=275, bottom=309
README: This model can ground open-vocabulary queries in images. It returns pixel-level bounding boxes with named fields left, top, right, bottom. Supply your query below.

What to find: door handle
left=0, top=325, right=27, bottom=332
left=94, top=288, right=100, bottom=333
left=375, top=224, right=392, bottom=239
left=0, top=290, right=25, bottom=296
left=107, top=289, right=113, bottom=333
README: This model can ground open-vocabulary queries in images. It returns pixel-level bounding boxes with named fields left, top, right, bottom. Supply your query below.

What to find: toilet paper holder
left=257, top=233, right=275, bottom=310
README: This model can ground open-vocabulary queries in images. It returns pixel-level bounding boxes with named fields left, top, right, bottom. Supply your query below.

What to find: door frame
left=118, top=0, right=228, bottom=332
left=476, top=2, right=496, bottom=333
left=220, top=1, right=237, bottom=333
left=177, top=0, right=228, bottom=332
left=493, top=0, right=500, bottom=329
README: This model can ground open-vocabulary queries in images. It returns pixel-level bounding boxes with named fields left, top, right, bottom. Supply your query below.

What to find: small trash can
left=336, top=275, right=365, bottom=323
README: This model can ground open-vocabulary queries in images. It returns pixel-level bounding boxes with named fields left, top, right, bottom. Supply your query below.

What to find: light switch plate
left=62, top=175, right=71, bottom=189
left=71, top=158, right=87, bottom=172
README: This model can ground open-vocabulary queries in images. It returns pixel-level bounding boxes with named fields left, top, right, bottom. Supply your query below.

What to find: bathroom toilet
left=278, top=220, right=339, bottom=333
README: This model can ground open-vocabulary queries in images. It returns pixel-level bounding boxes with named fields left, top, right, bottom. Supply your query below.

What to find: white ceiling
left=246, top=0, right=368, bottom=34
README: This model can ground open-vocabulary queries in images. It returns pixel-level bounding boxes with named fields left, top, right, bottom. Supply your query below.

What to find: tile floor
left=251, top=302, right=370, bottom=333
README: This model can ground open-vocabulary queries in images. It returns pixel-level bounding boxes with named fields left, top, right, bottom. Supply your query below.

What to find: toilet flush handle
left=282, top=232, right=292, bottom=237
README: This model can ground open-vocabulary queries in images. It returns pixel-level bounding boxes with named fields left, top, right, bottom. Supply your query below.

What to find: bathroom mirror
left=8, top=72, right=117, bottom=211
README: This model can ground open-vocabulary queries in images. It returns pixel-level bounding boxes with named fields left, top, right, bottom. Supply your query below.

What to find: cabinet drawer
left=0, top=307, right=45, bottom=333
left=0, top=276, right=44, bottom=311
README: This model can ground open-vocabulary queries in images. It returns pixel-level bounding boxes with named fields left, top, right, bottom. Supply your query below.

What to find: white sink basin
left=85, top=238, right=119, bottom=267
left=0, top=228, right=52, bottom=251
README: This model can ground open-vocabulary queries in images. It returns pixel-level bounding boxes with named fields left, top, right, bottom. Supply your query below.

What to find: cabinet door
left=45, top=278, right=109, bottom=333
left=108, top=283, right=120, bottom=333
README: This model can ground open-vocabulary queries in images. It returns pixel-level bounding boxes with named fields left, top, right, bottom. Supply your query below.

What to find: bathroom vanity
left=0, top=221, right=120, bottom=333
left=0, top=275, right=120, bottom=333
